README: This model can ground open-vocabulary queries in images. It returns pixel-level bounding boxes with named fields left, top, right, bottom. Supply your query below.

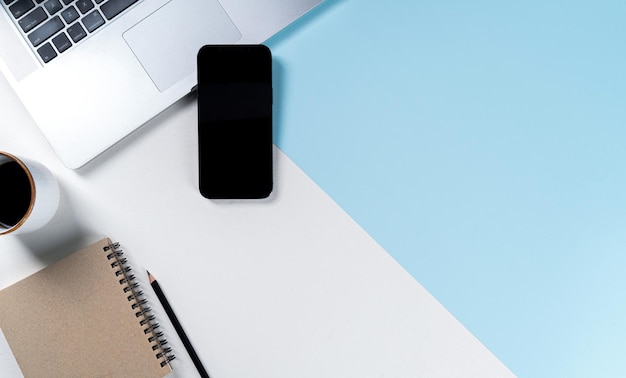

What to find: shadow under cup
left=0, top=152, right=59, bottom=235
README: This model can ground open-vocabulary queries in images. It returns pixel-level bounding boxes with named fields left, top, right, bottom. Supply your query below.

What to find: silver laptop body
left=0, top=0, right=322, bottom=168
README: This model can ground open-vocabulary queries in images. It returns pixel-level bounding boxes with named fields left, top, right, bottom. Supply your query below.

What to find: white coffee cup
left=0, top=152, right=59, bottom=235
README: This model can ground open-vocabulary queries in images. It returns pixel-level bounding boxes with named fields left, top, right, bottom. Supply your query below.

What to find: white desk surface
left=0, top=36, right=512, bottom=378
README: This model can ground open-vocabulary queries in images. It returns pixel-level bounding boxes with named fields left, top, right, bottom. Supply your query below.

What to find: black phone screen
left=197, top=45, right=273, bottom=199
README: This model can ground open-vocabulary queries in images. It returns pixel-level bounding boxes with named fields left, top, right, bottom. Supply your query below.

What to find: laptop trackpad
left=123, top=0, right=242, bottom=92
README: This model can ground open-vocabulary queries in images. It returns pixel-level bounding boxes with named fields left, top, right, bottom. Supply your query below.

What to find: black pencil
left=148, top=271, right=210, bottom=378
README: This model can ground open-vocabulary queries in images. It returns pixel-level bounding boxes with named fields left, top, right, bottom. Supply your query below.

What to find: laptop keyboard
left=2, top=0, right=142, bottom=64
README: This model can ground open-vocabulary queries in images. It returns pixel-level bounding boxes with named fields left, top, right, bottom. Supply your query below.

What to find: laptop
left=0, top=0, right=322, bottom=168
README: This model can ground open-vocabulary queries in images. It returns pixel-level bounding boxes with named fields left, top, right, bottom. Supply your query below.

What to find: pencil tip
left=147, top=270, right=155, bottom=283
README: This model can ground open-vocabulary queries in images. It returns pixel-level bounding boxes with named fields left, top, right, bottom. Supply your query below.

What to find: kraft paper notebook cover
left=0, top=238, right=174, bottom=377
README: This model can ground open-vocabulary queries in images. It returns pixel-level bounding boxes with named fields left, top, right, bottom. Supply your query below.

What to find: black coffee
left=0, top=161, right=32, bottom=229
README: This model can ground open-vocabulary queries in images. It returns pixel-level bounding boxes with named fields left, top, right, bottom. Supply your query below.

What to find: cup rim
left=0, top=152, right=36, bottom=236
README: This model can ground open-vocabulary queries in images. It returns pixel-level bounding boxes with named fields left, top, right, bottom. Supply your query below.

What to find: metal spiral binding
left=104, top=242, right=176, bottom=368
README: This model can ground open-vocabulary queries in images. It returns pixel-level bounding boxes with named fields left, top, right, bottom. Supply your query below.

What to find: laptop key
left=18, top=5, right=47, bottom=33
left=61, top=5, right=79, bottom=23
left=43, top=0, right=62, bottom=15
left=9, top=0, right=35, bottom=19
left=81, top=9, right=104, bottom=32
left=100, top=0, right=137, bottom=21
left=37, top=42, right=57, bottom=63
left=28, top=15, right=63, bottom=47
left=52, top=32, right=71, bottom=53
left=67, top=22, right=87, bottom=42
left=75, top=0, right=93, bottom=14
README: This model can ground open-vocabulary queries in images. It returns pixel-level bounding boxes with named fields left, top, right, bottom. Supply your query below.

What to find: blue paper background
left=268, top=1, right=626, bottom=376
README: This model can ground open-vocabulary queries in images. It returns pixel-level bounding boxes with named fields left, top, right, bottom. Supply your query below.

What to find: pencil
left=148, top=271, right=210, bottom=378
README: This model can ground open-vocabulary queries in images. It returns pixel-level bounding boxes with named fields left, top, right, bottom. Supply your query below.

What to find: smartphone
left=197, top=45, right=273, bottom=199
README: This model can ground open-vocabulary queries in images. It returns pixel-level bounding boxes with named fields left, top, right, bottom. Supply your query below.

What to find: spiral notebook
left=0, top=238, right=175, bottom=377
